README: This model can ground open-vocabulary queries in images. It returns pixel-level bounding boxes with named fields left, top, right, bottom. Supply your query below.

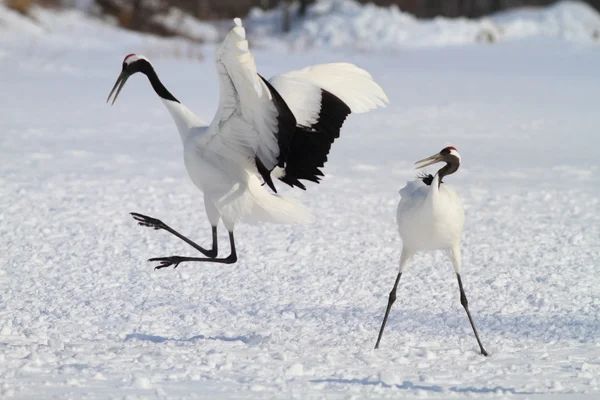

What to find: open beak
left=415, top=152, right=443, bottom=169
left=106, top=69, right=131, bottom=105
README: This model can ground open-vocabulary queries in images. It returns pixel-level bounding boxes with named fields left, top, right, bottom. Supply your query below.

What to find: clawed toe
left=131, top=212, right=165, bottom=230
left=149, top=256, right=185, bottom=270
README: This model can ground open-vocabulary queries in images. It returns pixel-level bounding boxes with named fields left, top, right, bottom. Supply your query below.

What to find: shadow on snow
left=310, top=378, right=538, bottom=395
left=124, top=332, right=267, bottom=345
left=297, top=304, right=600, bottom=343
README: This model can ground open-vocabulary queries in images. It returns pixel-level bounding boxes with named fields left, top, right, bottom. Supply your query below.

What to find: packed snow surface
left=1, top=2, right=600, bottom=399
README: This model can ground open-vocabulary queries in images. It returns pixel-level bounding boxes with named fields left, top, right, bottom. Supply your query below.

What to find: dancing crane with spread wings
left=107, top=18, right=389, bottom=269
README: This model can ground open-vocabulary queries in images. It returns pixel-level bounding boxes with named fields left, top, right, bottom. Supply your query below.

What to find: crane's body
left=107, top=18, right=389, bottom=268
left=397, top=174, right=464, bottom=254
left=374, top=147, right=488, bottom=356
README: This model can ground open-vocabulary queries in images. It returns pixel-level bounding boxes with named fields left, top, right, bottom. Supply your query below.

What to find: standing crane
left=374, top=146, right=488, bottom=356
left=107, top=18, right=389, bottom=269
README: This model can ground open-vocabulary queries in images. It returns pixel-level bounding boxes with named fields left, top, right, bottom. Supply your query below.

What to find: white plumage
left=374, top=146, right=488, bottom=356
left=396, top=174, right=464, bottom=255
left=269, top=62, right=389, bottom=123
left=107, top=18, right=389, bottom=268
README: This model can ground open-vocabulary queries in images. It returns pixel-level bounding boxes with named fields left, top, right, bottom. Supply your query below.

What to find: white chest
left=396, top=182, right=465, bottom=252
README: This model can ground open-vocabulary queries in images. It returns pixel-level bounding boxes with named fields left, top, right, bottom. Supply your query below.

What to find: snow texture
left=1, top=2, right=600, bottom=399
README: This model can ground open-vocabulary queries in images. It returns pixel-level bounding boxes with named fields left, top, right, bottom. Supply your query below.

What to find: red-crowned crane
left=107, top=18, right=389, bottom=269
left=374, top=146, right=488, bottom=356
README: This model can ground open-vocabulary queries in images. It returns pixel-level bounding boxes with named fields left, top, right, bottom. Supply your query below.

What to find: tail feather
left=247, top=176, right=316, bottom=224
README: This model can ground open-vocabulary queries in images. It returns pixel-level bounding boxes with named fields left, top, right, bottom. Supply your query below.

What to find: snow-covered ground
left=1, top=2, right=600, bottom=399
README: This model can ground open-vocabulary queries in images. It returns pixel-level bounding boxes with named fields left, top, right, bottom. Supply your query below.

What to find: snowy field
left=1, top=2, right=600, bottom=399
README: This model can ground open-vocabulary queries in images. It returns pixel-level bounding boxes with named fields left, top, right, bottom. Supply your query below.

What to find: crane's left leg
left=456, top=274, right=488, bottom=356
left=149, top=231, right=238, bottom=269
left=447, top=245, right=487, bottom=356
left=446, top=247, right=487, bottom=356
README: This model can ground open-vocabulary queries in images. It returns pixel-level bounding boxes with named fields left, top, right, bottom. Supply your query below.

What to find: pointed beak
left=415, top=153, right=443, bottom=169
left=106, top=69, right=131, bottom=105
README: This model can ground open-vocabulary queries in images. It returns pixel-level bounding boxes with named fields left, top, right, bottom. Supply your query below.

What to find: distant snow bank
left=0, top=0, right=598, bottom=57
left=247, top=0, right=600, bottom=50
left=0, top=3, right=216, bottom=59
left=493, top=0, right=600, bottom=41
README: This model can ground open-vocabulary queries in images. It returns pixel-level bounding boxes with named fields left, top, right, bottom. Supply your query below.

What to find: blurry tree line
left=7, top=0, right=600, bottom=35
left=380, top=0, right=600, bottom=18
left=88, top=0, right=600, bottom=21
left=87, top=0, right=600, bottom=21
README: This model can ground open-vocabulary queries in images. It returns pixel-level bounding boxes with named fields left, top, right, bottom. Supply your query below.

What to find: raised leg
left=131, top=212, right=217, bottom=258
left=456, top=274, right=488, bottom=356
left=150, top=231, right=238, bottom=269
left=375, top=250, right=412, bottom=349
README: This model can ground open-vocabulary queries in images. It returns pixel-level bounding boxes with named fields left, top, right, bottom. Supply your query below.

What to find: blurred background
left=3, top=0, right=600, bottom=44
left=7, top=0, right=600, bottom=20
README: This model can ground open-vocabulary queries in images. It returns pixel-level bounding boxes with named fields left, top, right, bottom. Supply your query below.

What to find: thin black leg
left=150, top=231, right=237, bottom=270
left=131, top=212, right=217, bottom=258
left=374, top=272, right=402, bottom=349
left=456, top=274, right=488, bottom=356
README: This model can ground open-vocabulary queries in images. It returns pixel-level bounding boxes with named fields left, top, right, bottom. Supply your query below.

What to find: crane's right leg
left=130, top=213, right=218, bottom=258
left=149, top=230, right=237, bottom=269
left=375, top=250, right=412, bottom=349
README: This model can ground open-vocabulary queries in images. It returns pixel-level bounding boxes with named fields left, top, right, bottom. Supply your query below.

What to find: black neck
left=437, top=159, right=459, bottom=186
left=139, top=61, right=179, bottom=103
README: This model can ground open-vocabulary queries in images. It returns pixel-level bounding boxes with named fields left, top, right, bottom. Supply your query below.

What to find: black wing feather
left=278, top=89, right=351, bottom=190
left=257, top=75, right=351, bottom=192
left=256, top=75, right=298, bottom=193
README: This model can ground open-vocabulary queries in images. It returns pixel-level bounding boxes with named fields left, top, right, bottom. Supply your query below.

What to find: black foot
left=149, top=253, right=237, bottom=270
left=149, top=256, right=187, bottom=270
left=131, top=212, right=166, bottom=230
left=481, top=349, right=489, bottom=357
left=203, top=249, right=218, bottom=259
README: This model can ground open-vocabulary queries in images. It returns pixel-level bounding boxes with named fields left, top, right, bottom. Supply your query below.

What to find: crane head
left=106, top=54, right=151, bottom=105
left=415, top=146, right=461, bottom=169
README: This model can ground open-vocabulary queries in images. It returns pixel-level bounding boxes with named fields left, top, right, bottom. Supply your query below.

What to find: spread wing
left=267, top=63, right=389, bottom=189
left=206, top=18, right=295, bottom=183
left=269, top=62, right=389, bottom=123
left=205, top=20, right=389, bottom=193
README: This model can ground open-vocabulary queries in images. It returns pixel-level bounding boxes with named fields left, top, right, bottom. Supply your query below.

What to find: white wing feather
left=270, top=63, right=389, bottom=123
left=268, top=75, right=322, bottom=126
left=206, top=21, right=389, bottom=172
left=207, top=18, right=281, bottom=169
